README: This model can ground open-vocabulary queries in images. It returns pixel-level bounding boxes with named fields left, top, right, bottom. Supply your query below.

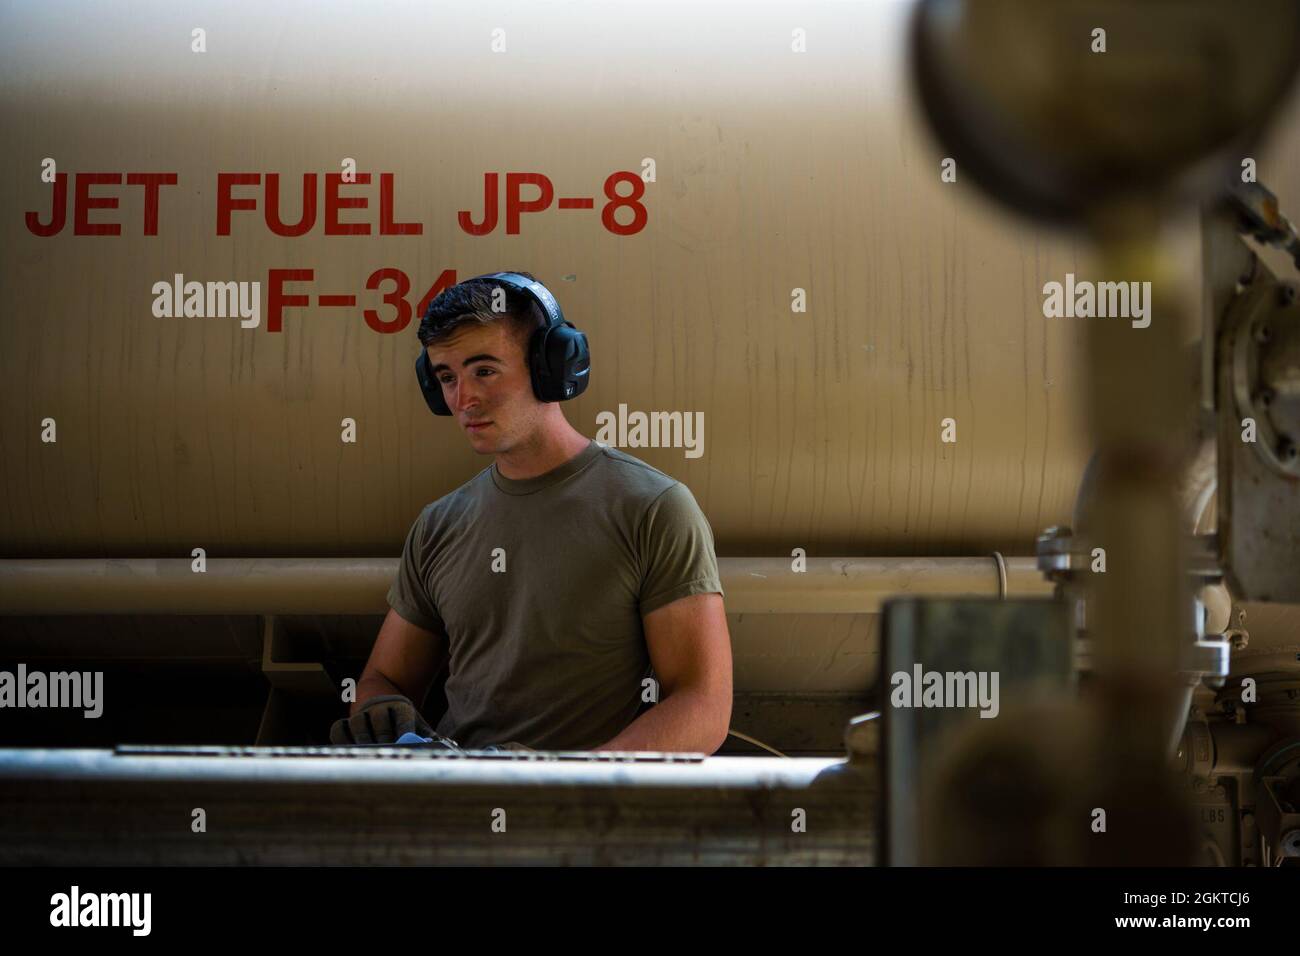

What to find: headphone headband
left=464, top=272, right=565, bottom=330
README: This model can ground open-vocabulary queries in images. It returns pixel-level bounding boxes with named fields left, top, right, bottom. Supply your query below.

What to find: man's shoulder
left=588, top=442, right=682, bottom=501
left=584, top=444, right=715, bottom=537
left=417, top=467, right=494, bottom=525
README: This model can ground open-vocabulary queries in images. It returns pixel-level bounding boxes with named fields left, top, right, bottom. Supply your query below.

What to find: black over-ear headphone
left=415, top=272, right=591, bottom=416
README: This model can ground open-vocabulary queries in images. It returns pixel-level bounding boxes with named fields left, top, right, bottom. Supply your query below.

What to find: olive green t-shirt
left=385, top=439, right=724, bottom=750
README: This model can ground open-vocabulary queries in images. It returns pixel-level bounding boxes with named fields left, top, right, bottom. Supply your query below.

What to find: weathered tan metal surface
left=2, top=1, right=1300, bottom=562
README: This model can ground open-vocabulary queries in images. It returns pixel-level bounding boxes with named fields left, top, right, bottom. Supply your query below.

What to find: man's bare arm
left=352, top=608, right=449, bottom=715
left=591, top=592, right=733, bottom=753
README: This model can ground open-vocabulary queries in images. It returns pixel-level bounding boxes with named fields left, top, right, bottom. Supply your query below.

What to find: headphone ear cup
left=562, top=327, right=591, bottom=400
left=415, top=351, right=452, bottom=416
left=531, top=323, right=590, bottom=402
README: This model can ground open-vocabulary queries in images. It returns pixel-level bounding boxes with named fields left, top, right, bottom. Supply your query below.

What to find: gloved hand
left=483, top=740, right=537, bottom=753
left=395, top=730, right=466, bottom=751
left=329, top=694, right=435, bottom=744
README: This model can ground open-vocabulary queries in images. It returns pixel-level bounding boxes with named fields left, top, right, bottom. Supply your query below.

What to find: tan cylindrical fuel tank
left=3, top=0, right=1300, bottom=565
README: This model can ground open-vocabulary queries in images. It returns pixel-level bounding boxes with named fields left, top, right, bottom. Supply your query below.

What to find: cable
left=726, top=728, right=790, bottom=758
left=991, top=551, right=1008, bottom=599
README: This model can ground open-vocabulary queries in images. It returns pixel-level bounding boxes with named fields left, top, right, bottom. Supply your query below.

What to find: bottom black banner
left=2, top=866, right=1290, bottom=941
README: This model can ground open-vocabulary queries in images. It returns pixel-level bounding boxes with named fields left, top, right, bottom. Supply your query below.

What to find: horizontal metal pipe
left=0, top=747, right=841, bottom=787
left=0, top=749, right=875, bottom=865
left=0, top=556, right=1051, bottom=616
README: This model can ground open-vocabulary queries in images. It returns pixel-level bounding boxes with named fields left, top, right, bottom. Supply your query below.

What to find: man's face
left=425, top=321, right=542, bottom=453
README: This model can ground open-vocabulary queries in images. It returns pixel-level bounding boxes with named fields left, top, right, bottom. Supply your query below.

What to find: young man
left=330, top=272, right=732, bottom=752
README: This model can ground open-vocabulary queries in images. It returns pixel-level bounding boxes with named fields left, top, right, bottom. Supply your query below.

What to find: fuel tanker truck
left=1, top=0, right=1300, bottom=877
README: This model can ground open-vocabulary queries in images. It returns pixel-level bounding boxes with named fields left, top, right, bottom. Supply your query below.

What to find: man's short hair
left=416, top=271, right=545, bottom=355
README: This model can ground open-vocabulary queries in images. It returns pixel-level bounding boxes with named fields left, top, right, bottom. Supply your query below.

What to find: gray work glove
left=329, top=694, right=435, bottom=745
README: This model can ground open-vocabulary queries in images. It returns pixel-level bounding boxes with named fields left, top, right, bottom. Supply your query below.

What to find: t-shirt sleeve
left=385, top=506, right=446, bottom=634
left=637, top=482, right=725, bottom=616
